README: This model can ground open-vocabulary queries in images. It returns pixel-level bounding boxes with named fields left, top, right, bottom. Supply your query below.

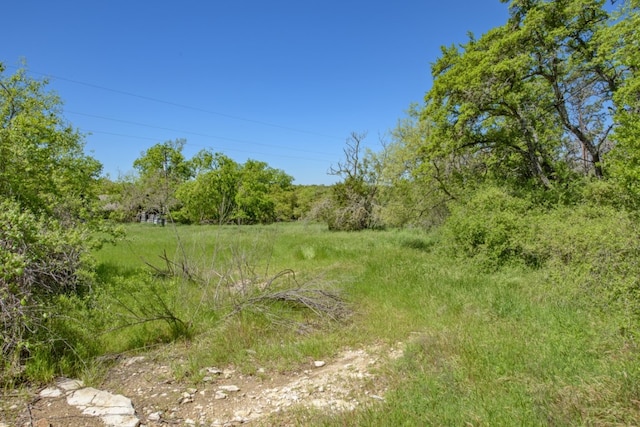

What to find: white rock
left=67, top=387, right=139, bottom=427
left=218, top=385, right=240, bottom=392
left=57, top=379, right=84, bottom=391
left=102, top=414, right=139, bottom=427
left=147, top=412, right=162, bottom=421
left=39, top=387, right=62, bottom=398
left=314, top=361, right=326, bottom=368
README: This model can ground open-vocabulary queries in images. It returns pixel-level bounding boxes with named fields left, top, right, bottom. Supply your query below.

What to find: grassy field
left=92, top=222, right=640, bottom=425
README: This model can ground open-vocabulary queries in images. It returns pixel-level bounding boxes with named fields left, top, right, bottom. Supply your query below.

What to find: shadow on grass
left=398, top=236, right=435, bottom=252
left=95, top=262, right=142, bottom=283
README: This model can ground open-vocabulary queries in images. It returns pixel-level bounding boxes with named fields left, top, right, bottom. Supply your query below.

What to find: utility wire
left=66, top=110, right=335, bottom=158
left=85, top=129, right=335, bottom=163
left=9, top=65, right=343, bottom=141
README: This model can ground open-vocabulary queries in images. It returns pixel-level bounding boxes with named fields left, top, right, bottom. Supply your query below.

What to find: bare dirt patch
left=5, top=344, right=402, bottom=427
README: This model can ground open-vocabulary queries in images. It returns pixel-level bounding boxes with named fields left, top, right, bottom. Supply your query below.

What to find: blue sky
left=2, top=1, right=509, bottom=185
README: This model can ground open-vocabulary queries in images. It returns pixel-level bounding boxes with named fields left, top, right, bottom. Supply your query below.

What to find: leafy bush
left=441, top=185, right=640, bottom=334
left=0, top=198, right=94, bottom=382
left=441, top=186, right=533, bottom=268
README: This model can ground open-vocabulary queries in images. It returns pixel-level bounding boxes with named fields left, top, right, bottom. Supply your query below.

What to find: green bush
left=441, top=186, right=640, bottom=335
left=441, top=186, right=533, bottom=268
left=0, top=198, right=95, bottom=382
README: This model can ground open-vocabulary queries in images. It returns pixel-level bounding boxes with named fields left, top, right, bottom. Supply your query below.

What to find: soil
left=2, top=343, right=403, bottom=427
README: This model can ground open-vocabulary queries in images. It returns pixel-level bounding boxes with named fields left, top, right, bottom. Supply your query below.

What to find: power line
left=84, top=129, right=335, bottom=163
left=8, top=65, right=343, bottom=141
left=67, top=110, right=335, bottom=158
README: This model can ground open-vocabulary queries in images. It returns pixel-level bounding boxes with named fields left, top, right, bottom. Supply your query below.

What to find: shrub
left=441, top=186, right=640, bottom=334
left=0, top=198, right=94, bottom=382
left=441, top=186, right=533, bottom=268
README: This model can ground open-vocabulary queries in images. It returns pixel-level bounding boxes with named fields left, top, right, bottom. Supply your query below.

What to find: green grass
left=88, top=221, right=640, bottom=425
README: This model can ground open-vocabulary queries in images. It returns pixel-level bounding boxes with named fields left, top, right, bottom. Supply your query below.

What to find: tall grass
left=86, top=221, right=640, bottom=424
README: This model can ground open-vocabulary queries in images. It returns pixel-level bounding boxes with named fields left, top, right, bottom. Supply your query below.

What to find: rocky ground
left=1, top=344, right=403, bottom=427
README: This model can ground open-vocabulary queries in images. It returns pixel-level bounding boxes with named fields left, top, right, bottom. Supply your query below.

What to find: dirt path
left=3, top=344, right=402, bottom=427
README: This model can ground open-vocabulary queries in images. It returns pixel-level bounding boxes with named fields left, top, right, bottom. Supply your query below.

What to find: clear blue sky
left=2, top=1, right=509, bottom=185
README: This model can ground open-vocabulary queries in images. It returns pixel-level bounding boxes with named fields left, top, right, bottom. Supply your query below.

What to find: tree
left=318, top=132, right=381, bottom=230
left=381, top=105, right=453, bottom=228
left=421, top=0, right=621, bottom=199
left=176, top=151, right=241, bottom=224
left=607, top=0, right=640, bottom=205
left=0, top=63, right=104, bottom=378
left=132, top=139, right=193, bottom=219
left=0, top=64, right=102, bottom=222
left=235, top=159, right=293, bottom=224
left=503, top=0, right=620, bottom=178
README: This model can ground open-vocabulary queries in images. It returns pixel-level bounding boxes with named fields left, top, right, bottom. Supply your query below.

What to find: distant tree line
left=99, top=140, right=330, bottom=225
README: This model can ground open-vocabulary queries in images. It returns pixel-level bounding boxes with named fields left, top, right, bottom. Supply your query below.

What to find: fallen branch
left=226, top=270, right=350, bottom=324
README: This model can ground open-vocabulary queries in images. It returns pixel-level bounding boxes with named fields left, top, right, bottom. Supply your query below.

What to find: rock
left=147, top=411, right=162, bottom=421
left=218, top=385, right=240, bottom=393
left=57, top=379, right=84, bottom=391
left=214, top=391, right=227, bottom=400
left=314, top=361, right=326, bottom=368
left=39, top=387, right=62, bottom=398
left=67, top=387, right=139, bottom=427
left=179, top=395, right=193, bottom=405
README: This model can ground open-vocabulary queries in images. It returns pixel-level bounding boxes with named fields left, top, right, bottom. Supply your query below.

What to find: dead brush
left=225, top=269, right=351, bottom=330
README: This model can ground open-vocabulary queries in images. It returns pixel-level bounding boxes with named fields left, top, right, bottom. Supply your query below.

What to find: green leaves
left=0, top=64, right=102, bottom=222
left=173, top=151, right=293, bottom=225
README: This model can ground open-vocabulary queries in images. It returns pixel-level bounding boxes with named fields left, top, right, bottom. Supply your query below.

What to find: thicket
left=0, top=64, right=107, bottom=384
left=438, top=185, right=640, bottom=334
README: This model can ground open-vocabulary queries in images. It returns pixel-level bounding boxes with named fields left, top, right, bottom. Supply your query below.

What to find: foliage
left=131, top=139, right=193, bottom=218
left=440, top=184, right=640, bottom=335
left=0, top=64, right=108, bottom=383
left=176, top=152, right=241, bottom=224
left=0, top=64, right=103, bottom=223
left=317, top=132, right=382, bottom=230
left=440, top=186, right=534, bottom=268
left=0, top=198, right=95, bottom=381
left=380, top=105, right=454, bottom=228
left=291, top=185, right=331, bottom=220
left=174, top=151, right=294, bottom=224
left=607, top=0, right=640, bottom=207
left=235, top=159, right=294, bottom=224
left=383, top=0, right=631, bottom=214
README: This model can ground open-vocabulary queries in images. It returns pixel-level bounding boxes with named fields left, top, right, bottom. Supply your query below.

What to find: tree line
left=100, top=139, right=322, bottom=225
